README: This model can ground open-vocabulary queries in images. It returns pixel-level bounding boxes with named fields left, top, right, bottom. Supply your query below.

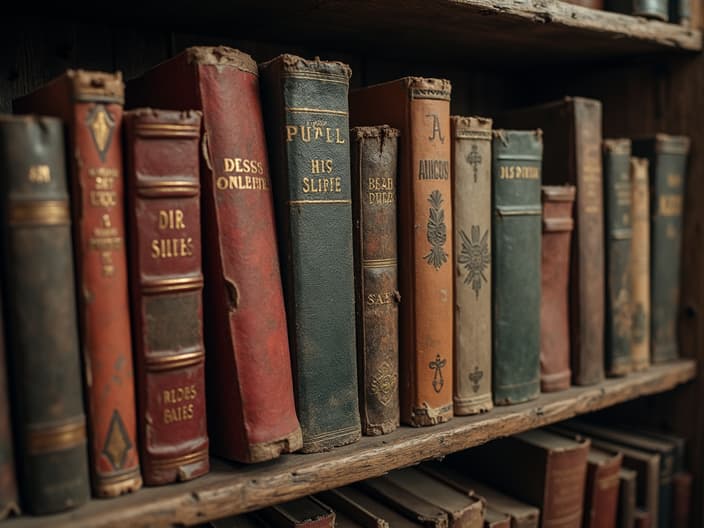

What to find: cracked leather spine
left=15, top=71, right=141, bottom=497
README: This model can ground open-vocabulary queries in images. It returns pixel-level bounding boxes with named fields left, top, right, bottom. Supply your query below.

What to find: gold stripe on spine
left=288, top=199, right=352, bottom=205
left=455, top=130, right=492, bottom=140
left=141, top=276, right=204, bottom=295
left=94, top=468, right=142, bottom=497
left=135, top=124, right=200, bottom=139
left=137, top=179, right=199, bottom=198
left=145, top=350, right=205, bottom=371
left=284, top=74, right=349, bottom=85
left=285, top=107, right=348, bottom=116
left=363, top=258, right=397, bottom=268
left=26, top=419, right=86, bottom=454
left=149, top=448, right=208, bottom=469
left=8, top=200, right=70, bottom=226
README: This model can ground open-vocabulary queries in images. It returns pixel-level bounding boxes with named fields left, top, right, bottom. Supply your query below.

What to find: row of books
left=209, top=421, right=691, bottom=528
left=0, top=45, right=688, bottom=517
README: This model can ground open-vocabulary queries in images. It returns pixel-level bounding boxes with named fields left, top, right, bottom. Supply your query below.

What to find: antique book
left=603, top=139, right=633, bottom=376
left=257, top=496, right=335, bottom=528
left=350, top=77, right=454, bottom=426
left=351, top=126, right=400, bottom=436
left=483, top=509, right=510, bottom=528
left=451, top=116, right=493, bottom=415
left=14, top=71, right=141, bottom=496
left=260, top=54, right=360, bottom=451
left=501, top=97, right=605, bottom=386
left=540, top=185, right=576, bottom=392
left=317, top=486, right=420, bottom=527
left=421, top=461, right=540, bottom=528
left=492, top=130, right=542, bottom=405
left=671, top=472, right=691, bottom=528
left=632, top=135, right=690, bottom=363
left=618, top=469, right=637, bottom=528
left=607, top=0, right=668, bottom=19
left=670, top=0, right=691, bottom=24
left=128, top=47, right=302, bottom=461
left=630, top=158, right=650, bottom=371
left=0, top=287, right=18, bottom=519
left=634, top=509, right=651, bottom=528
left=124, top=109, right=209, bottom=484
left=0, top=115, right=90, bottom=513
left=461, top=429, right=590, bottom=528
left=584, top=445, right=623, bottom=528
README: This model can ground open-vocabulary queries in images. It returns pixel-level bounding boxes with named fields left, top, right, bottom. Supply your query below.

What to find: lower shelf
left=7, top=359, right=696, bottom=528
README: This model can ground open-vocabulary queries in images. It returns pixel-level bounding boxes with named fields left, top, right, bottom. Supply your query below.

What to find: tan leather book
left=317, top=486, right=419, bottom=527
left=451, top=116, right=493, bottom=415
left=350, top=78, right=453, bottom=427
left=630, top=157, right=650, bottom=371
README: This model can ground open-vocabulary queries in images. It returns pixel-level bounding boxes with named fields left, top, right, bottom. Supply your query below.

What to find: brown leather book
left=350, top=78, right=454, bottom=427
left=257, top=497, right=335, bottom=528
left=630, top=157, right=650, bottom=371
left=351, top=126, right=400, bottom=436
left=317, top=486, right=420, bottom=527
left=634, top=509, right=651, bottom=528
left=618, top=468, right=637, bottom=528
left=584, top=445, right=623, bottom=528
left=540, top=185, right=576, bottom=392
left=451, top=116, right=493, bottom=415
left=671, top=472, right=692, bottom=528
left=124, top=109, right=209, bottom=485
left=501, top=97, right=605, bottom=386
left=14, top=71, right=142, bottom=497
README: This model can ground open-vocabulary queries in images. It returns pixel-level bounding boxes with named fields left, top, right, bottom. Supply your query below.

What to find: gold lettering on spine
left=215, top=157, right=268, bottom=191
left=150, top=208, right=194, bottom=260
left=28, top=164, right=51, bottom=183
left=87, top=167, right=122, bottom=277
left=161, top=384, right=198, bottom=424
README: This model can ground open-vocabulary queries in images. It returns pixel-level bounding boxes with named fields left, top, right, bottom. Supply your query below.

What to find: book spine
left=540, top=186, right=575, bottom=392
left=671, top=472, right=692, bottom=528
left=543, top=442, right=590, bottom=528
left=571, top=98, right=605, bottom=385
left=0, top=287, right=18, bottom=518
left=261, top=55, right=360, bottom=452
left=492, top=130, right=542, bottom=405
left=124, top=109, right=209, bottom=485
left=584, top=456, right=622, bottom=528
left=618, top=470, right=636, bottom=528
left=630, top=158, right=650, bottom=371
left=603, top=139, right=633, bottom=376
left=658, top=453, right=675, bottom=528
left=351, top=126, right=400, bottom=436
left=451, top=116, right=493, bottom=415
left=0, top=116, right=90, bottom=514
left=634, top=510, right=652, bottom=528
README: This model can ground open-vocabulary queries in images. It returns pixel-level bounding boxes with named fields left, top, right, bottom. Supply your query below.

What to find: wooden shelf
left=6, top=359, right=695, bottom=528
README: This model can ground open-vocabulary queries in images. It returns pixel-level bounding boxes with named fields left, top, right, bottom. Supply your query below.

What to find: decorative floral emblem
left=458, top=225, right=490, bottom=299
left=103, top=410, right=132, bottom=470
left=632, top=302, right=646, bottom=344
left=86, top=104, right=115, bottom=162
left=467, top=143, right=482, bottom=183
left=428, top=354, right=447, bottom=393
left=424, top=190, right=448, bottom=270
left=469, top=366, right=484, bottom=393
left=370, top=360, right=398, bottom=407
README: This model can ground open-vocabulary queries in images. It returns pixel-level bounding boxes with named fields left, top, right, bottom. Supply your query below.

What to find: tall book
left=492, top=130, right=542, bottom=405
left=260, top=54, right=360, bottom=451
left=350, top=77, right=454, bottom=426
left=317, top=486, right=422, bottom=527
left=618, top=469, right=637, bottom=528
left=124, top=109, right=209, bottom=484
left=14, top=71, right=141, bottom=496
left=630, top=158, right=650, bottom=371
left=501, top=97, right=605, bottom=386
left=540, top=185, right=576, bottom=392
left=128, top=47, right=303, bottom=461
left=603, top=139, right=633, bottom=376
left=0, top=286, right=18, bottom=519
left=632, top=135, right=690, bottom=363
left=584, top=446, right=623, bottom=528
left=451, top=116, right=493, bottom=415
left=0, top=115, right=90, bottom=513
left=351, top=125, right=400, bottom=436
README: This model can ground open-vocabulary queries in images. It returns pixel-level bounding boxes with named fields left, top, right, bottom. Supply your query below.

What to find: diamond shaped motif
left=102, top=410, right=132, bottom=470
left=86, top=104, right=115, bottom=162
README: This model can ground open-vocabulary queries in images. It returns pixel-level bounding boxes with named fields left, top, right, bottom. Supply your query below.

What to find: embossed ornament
left=424, top=190, right=448, bottom=270
left=103, top=410, right=132, bottom=470
left=86, top=104, right=115, bottom=162
left=469, top=365, right=484, bottom=393
left=458, top=225, right=490, bottom=299
left=370, top=360, right=398, bottom=406
left=428, top=354, right=447, bottom=393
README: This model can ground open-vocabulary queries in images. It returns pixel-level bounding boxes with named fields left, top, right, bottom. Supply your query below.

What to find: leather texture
left=14, top=72, right=142, bottom=497
left=0, top=283, right=18, bottom=518
left=630, top=158, right=650, bottom=371
left=0, top=115, right=90, bottom=514
left=260, top=54, right=360, bottom=452
left=124, top=109, right=209, bottom=485
left=128, top=47, right=303, bottom=462
left=540, top=185, right=575, bottom=392
left=350, top=78, right=454, bottom=427
left=603, top=139, right=633, bottom=376
left=351, top=126, right=400, bottom=436
left=501, top=97, right=605, bottom=386
left=451, top=116, right=493, bottom=415
left=258, top=497, right=335, bottom=528
left=492, top=130, right=542, bottom=405
left=632, top=135, right=690, bottom=364
left=584, top=448, right=623, bottom=528
left=618, top=469, right=637, bottom=528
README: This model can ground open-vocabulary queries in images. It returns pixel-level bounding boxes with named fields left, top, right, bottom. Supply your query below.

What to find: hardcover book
left=350, top=77, right=454, bottom=426
left=128, top=47, right=303, bottom=461
left=351, top=125, right=400, bottom=436
left=618, top=469, right=637, bottom=528
left=0, top=287, right=18, bottom=519
left=451, top=116, right=493, bottom=415
left=0, top=115, right=90, bottom=513
left=492, top=130, right=542, bottom=405
left=540, top=185, right=576, bottom=392
left=257, top=496, right=335, bottom=528
left=672, top=472, right=692, bottom=528
left=584, top=446, right=623, bottom=528
left=630, top=158, right=650, bottom=371
left=317, top=486, right=421, bottom=527
left=632, top=135, right=690, bottom=364
left=260, top=54, right=360, bottom=451
left=124, top=109, right=209, bottom=484
left=634, top=509, right=652, bottom=528
left=14, top=71, right=141, bottom=497
left=603, top=139, right=633, bottom=376
left=501, top=97, right=605, bottom=386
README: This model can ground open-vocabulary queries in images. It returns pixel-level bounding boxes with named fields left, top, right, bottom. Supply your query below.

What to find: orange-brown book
left=350, top=77, right=453, bottom=427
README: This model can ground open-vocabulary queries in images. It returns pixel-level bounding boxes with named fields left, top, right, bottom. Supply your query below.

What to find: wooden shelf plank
left=5, top=359, right=695, bottom=528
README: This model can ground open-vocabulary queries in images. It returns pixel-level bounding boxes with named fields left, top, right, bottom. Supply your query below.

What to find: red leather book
left=124, top=109, right=209, bottom=484
left=584, top=446, right=622, bottom=528
left=128, top=46, right=302, bottom=462
left=14, top=71, right=142, bottom=496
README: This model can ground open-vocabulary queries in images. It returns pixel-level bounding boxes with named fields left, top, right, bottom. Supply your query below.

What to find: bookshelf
left=3, top=2, right=704, bottom=526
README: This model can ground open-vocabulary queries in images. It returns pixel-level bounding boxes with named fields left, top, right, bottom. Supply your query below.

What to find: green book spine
left=491, top=130, right=542, bottom=405
left=603, top=139, right=633, bottom=376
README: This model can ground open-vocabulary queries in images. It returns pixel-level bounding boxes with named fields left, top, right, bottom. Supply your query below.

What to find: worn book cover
left=350, top=77, right=454, bottom=426
left=630, top=158, right=650, bottom=371
left=14, top=71, right=141, bottom=496
left=584, top=445, right=622, bottom=528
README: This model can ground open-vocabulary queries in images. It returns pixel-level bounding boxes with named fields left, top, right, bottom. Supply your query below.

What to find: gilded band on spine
left=141, top=276, right=204, bottom=295
left=8, top=200, right=70, bottom=226
left=145, top=350, right=205, bottom=371
left=149, top=448, right=208, bottom=469
left=25, top=419, right=86, bottom=454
